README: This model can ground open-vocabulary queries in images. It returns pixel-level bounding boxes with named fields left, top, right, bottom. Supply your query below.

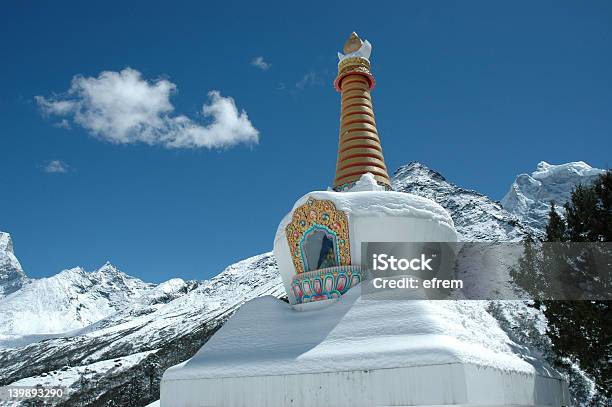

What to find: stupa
left=160, top=33, right=569, bottom=407
left=274, top=32, right=456, bottom=305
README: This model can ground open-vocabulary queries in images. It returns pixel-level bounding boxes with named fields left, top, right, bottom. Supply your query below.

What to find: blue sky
left=1, top=1, right=611, bottom=282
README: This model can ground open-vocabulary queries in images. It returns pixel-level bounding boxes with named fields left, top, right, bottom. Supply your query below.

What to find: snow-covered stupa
left=274, top=32, right=456, bottom=305
left=160, top=33, right=569, bottom=406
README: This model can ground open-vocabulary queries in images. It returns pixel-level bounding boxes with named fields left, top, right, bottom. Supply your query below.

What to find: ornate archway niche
left=285, top=198, right=351, bottom=274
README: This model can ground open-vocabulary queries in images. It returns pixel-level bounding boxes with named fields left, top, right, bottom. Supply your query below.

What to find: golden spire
left=333, top=33, right=392, bottom=191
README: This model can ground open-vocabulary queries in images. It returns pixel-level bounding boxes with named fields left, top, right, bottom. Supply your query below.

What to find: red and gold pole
left=333, top=32, right=391, bottom=191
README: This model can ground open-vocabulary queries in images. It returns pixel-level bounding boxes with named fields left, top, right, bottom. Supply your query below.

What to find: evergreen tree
left=124, top=376, right=144, bottom=407
left=545, top=201, right=566, bottom=242
left=512, top=171, right=612, bottom=402
left=77, top=374, right=94, bottom=405
left=544, top=172, right=611, bottom=401
left=565, top=183, right=600, bottom=242
left=511, top=235, right=544, bottom=298
left=143, top=355, right=161, bottom=399
left=590, top=171, right=612, bottom=241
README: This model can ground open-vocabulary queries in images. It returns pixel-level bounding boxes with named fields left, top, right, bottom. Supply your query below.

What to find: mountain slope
left=0, top=262, right=154, bottom=344
left=0, top=252, right=283, bottom=406
left=501, top=161, right=604, bottom=233
left=393, top=162, right=528, bottom=240
left=0, top=232, right=27, bottom=298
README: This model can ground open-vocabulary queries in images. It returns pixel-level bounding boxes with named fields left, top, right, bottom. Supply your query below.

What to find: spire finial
left=343, top=32, right=363, bottom=54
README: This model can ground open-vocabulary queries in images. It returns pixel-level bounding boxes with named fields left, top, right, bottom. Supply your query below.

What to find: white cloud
left=251, top=56, right=271, bottom=70
left=43, top=160, right=69, bottom=173
left=35, top=68, right=259, bottom=149
left=53, top=119, right=71, bottom=129
left=296, top=71, right=321, bottom=90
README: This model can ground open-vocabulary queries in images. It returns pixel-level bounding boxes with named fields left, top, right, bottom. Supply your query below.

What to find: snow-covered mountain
left=0, top=161, right=602, bottom=406
left=393, top=162, right=528, bottom=241
left=501, top=161, right=605, bottom=233
left=0, top=262, right=154, bottom=345
left=0, top=252, right=283, bottom=406
left=0, top=232, right=27, bottom=298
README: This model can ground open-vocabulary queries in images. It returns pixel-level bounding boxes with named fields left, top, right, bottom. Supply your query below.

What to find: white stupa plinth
left=160, top=175, right=569, bottom=406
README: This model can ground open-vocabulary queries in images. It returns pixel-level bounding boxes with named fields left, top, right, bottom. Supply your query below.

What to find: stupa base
left=161, top=363, right=568, bottom=407
left=161, top=291, right=569, bottom=407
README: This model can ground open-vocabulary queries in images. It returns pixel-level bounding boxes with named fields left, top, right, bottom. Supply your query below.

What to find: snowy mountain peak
left=501, top=161, right=605, bottom=233
left=533, top=161, right=602, bottom=180
left=57, top=266, right=86, bottom=277
left=392, top=162, right=527, bottom=241
left=0, top=262, right=154, bottom=341
left=92, top=262, right=132, bottom=282
left=0, top=231, right=27, bottom=298
left=394, top=161, right=447, bottom=184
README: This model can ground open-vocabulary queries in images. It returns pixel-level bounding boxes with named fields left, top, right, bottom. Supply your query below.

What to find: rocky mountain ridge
left=393, top=162, right=528, bottom=241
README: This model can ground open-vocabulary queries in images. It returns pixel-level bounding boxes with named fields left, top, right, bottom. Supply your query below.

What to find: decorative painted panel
left=291, top=265, right=362, bottom=304
left=285, top=198, right=351, bottom=274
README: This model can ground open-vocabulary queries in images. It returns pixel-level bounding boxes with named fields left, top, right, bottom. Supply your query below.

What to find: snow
left=61, top=254, right=283, bottom=364
left=162, top=289, right=569, bottom=406
left=0, top=252, right=283, bottom=371
left=151, top=278, right=185, bottom=295
left=531, top=160, right=603, bottom=180
left=139, top=278, right=187, bottom=305
left=10, top=349, right=158, bottom=389
left=347, top=172, right=385, bottom=192
left=501, top=161, right=605, bottom=233
left=274, top=189, right=455, bottom=245
left=274, top=173, right=457, bottom=302
left=0, top=263, right=153, bottom=345
left=453, top=242, right=525, bottom=300
left=164, top=288, right=549, bottom=381
left=393, top=162, right=528, bottom=242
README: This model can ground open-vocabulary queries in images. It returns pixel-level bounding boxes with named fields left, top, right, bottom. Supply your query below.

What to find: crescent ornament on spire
left=337, top=32, right=372, bottom=62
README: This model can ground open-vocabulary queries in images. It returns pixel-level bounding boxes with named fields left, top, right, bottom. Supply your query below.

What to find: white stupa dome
left=273, top=173, right=457, bottom=304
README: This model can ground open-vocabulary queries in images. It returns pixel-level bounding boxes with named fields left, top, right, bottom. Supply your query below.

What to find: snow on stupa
left=160, top=33, right=569, bottom=407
